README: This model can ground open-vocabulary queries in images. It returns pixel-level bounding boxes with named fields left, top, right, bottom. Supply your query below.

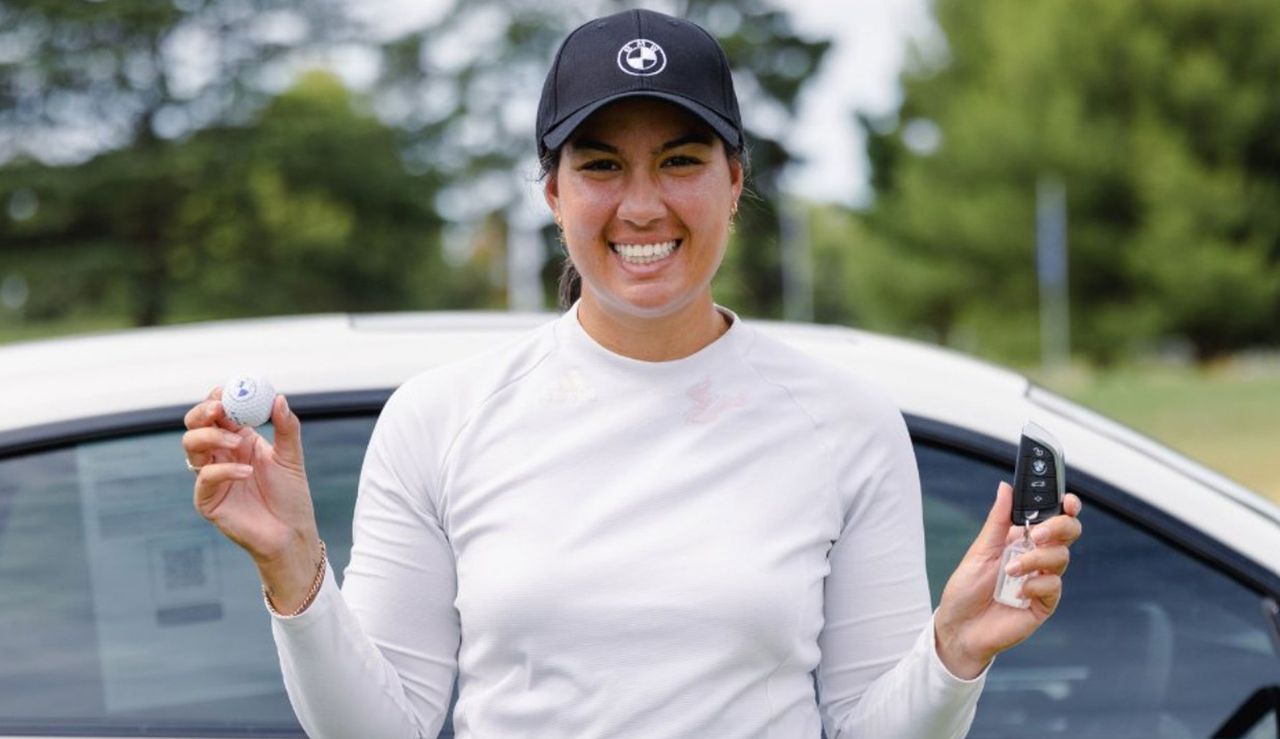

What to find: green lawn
left=1036, top=360, right=1280, bottom=505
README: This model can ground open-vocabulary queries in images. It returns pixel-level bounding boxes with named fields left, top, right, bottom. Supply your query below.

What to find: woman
left=182, top=9, right=1081, bottom=738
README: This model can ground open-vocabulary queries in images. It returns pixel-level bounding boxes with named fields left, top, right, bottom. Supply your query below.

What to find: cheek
left=668, top=169, right=732, bottom=218
left=669, top=180, right=730, bottom=245
left=559, top=181, right=617, bottom=243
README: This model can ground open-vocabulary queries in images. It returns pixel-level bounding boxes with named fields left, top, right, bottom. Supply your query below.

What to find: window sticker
left=77, top=433, right=281, bottom=713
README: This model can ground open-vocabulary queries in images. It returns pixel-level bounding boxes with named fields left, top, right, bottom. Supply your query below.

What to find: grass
left=1034, top=358, right=1280, bottom=505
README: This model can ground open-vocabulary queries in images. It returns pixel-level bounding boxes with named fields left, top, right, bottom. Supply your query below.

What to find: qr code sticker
left=156, top=542, right=208, bottom=591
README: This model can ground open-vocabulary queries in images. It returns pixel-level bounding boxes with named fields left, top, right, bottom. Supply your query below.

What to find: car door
left=3, top=397, right=1277, bottom=737
left=909, top=416, right=1280, bottom=739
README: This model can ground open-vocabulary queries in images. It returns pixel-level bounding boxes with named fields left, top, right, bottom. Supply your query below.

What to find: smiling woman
left=544, top=98, right=742, bottom=361
left=179, top=9, right=1083, bottom=739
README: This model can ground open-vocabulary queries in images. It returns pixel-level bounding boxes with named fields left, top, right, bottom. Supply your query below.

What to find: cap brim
left=541, top=91, right=742, bottom=154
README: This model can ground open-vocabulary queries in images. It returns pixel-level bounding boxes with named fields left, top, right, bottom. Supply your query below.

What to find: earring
left=730, top=200, right=739, bottom=218
left=554, top=213, right=567, bottom=249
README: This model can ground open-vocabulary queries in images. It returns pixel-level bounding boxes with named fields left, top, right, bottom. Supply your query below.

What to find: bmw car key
left=1012, top=421, right=1065, bottom=526
left=995, top=421, right=1065, bottom=608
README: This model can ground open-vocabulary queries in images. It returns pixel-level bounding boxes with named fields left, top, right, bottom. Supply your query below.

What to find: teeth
left=612, top=240, right=678, bottom=264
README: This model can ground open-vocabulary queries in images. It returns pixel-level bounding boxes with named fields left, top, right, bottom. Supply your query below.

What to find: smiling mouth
left=610, top=239, right=681, bottom=265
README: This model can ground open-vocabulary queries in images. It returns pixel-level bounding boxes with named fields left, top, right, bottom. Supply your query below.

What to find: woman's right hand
left=182, top=387, right=323, bottom=611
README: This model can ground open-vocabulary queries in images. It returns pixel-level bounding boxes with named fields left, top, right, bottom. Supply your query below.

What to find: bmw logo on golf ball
left=222, top=374, right=276, bottom=427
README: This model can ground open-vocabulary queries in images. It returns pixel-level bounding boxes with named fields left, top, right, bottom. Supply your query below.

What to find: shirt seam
left=434, top=330, right=559, bottom=501
left=737, top=329, right=844, bottom=532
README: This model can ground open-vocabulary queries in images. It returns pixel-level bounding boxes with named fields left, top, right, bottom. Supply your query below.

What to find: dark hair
left=540, top=137, right=751, bottom=311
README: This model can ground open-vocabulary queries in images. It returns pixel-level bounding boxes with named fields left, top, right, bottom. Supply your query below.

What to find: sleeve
left=270, top=383, right=460, bottom=739
left=817, top=399, right=988, bottom=739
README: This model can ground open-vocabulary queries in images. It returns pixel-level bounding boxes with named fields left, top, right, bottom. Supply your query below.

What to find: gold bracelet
left=263, top=540, right=327, bottom=618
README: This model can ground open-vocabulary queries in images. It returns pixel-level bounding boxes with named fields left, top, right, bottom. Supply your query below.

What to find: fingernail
left=232, top=464, right=253, bottom=478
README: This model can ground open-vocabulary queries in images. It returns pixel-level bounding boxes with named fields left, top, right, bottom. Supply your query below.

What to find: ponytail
left=558, top=259, right=582, bottom=309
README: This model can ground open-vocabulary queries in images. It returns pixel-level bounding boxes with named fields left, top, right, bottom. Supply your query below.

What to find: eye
left=579, top=159, right=620, bottom=172
left=662, top=154, right=702, bottom=168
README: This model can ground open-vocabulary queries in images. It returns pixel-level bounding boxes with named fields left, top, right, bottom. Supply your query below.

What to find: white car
left=1, top=312, right=1277, bottom=738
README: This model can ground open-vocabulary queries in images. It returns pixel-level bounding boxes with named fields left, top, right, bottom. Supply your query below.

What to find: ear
left=728, top=156, right=744, bottom=205
left=543, top=171, right=560, bottom=221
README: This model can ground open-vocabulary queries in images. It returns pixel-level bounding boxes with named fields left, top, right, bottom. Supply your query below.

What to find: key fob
left=1012, top=421, right=1065, bottom=526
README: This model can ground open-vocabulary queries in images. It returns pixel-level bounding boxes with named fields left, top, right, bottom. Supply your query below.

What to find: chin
left=597, top=286, right=694, bottom=319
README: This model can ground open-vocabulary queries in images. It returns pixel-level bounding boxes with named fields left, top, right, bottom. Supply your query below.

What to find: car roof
left=0, top=311, right=1028, bottom=433
left=3, top=311, right=1277, bottom=570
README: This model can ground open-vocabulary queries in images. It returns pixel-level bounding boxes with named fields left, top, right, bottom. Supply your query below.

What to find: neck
left=576, top=295, right=729, bottom=362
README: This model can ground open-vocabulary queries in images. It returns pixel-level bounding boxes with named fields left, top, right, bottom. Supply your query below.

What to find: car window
left=916, top=442, right=1280, bottom=739
left=0, top=416, right=374, bottom=736
left=4, top=416, right=1275, bottom=738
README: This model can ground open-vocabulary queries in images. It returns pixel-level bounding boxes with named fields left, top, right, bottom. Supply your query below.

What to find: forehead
left=569, top=97, right=714, bottom=145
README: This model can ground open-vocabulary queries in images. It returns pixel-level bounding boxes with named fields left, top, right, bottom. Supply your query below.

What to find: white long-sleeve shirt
left=271, top=304, right=987, bottom=738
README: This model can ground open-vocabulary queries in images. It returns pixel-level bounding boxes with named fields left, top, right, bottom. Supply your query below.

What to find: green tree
left=168, top=72, right=461, bottom=318
left=0, top=0, right=347, bottom=159
left=0, top=0, right=353, bottom=325
left=0, top=72, right=461, bottom=325
left=859, top=0, right=1280, bottom=363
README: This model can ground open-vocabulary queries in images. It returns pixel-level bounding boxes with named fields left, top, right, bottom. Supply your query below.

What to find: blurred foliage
left=0, top=0, right=828, bottom=328
left=0, top=0, right=351, bottom=161
left=855, top=0, right=1280, bottom=364
left=1, top=71, right=468, bottom=324
left=4, top=0, right=1276, bottom=366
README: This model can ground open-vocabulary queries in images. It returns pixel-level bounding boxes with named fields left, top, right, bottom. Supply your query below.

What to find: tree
left=0, top=72, right=458, bottom=325
left=0, top=0, right=349, bottom=162
left=166, top=72, right=459, bottom=318
left=859, top=0, right=1280, bottom=363
left=0, top=0, right=355, bottom=325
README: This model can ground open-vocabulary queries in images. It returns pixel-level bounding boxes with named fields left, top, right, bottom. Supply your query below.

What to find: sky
left=770, top=0, right=935, bottom=205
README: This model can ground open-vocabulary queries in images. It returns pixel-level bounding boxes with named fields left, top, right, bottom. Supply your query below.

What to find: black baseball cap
left=536, top=9, right=743, bottom=159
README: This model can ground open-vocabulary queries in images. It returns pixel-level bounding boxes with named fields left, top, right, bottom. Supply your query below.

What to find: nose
left=616, top=170, right=665, bottom=227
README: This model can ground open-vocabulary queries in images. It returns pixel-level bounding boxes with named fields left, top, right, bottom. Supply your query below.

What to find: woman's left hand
left=933, top=481, right=1083, bottom=679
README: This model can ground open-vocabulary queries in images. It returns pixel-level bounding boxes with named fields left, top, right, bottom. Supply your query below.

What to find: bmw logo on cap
left=617, top=39, right=666, bottom=76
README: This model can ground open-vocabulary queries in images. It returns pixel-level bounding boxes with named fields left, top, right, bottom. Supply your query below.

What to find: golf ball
left=221, top=373, right=276, bottom=427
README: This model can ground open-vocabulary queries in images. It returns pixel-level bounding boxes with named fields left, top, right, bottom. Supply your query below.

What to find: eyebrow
left=570, top=131, right=715, bottom=156
left=655, top=132, right=714, bottom=152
